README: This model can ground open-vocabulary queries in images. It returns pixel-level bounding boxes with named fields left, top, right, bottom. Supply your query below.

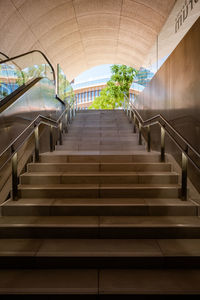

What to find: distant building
left=72, top=77, right=145, bottom=109
left=134, top=67, right=155, bottom=87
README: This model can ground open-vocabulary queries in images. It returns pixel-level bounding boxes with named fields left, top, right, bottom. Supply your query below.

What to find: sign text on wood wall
left=175, top=0, right=199, bottom=33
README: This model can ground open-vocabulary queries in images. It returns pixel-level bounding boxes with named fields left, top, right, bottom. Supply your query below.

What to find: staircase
left=0, top=110, right=200, bottom=297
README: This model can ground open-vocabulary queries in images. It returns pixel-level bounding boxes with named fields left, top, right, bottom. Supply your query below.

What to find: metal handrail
left=0, top=102, right=76, bottom=200
left=0, top=104, right=69, bottom=162
left=124, top=94, right=200, bottom=200
left=130, top=104, right=200, bottom=160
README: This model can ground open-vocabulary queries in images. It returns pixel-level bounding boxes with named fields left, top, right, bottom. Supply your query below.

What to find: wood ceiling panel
left=30, top=2, right=75, bottom=37
left=81, top=29, right=118, bottom=40
left=39, top=19, right=78, bottom=48
left=16, top=0, right=69, bottom=24
left=73, top=0, right=122, bottom=16
left=51, top=42, right=83, bottom=61
left=122, top=0, right=164, bottom=33
left=45, top=31, right=82, bottom=56
left=77, top=14, right=120, bottom=30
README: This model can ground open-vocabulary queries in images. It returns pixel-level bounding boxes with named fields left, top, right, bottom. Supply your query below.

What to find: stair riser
left=55, top=145, right=145, bottom=151
left=27, top=164, right=172, bottom=173
left=39, top=155, right=163, bottom=163
left=1, top=257, right=200, bottom=269
left=0, top=227, right=200, bottom=239
left=18, top=188, right=180, bottom=199
left=20, top=175, right=179, bottom=185
left=2, top=205, right=196, bottom=217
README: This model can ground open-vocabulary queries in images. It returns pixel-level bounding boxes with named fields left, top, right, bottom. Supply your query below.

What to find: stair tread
left=0, top=269, right=98, bottom=294
left=99, top=269, right=200, bottom=294
left=19, top=184, right=180, bottom=189
left=29, top=162, right=170, bottom=165
left=1, top=238, right=200, bottom=257
left=3, top=198, right=195, bottom=207
left=21, top=172, right=177, bottom=176
left=41, top=151, right=161, bottom=156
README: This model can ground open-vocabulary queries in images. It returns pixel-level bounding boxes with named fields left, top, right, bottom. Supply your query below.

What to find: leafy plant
left=89, top=64, right=137, bottom=109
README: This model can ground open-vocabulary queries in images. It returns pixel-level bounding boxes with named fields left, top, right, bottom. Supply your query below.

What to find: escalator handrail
left=0, top=50, right=55, bottom=82
left=124, top=94, right=200, bottom=172
left=0, top=77, right=41, bottom=111
left=0, top=52, right=9, bottom=60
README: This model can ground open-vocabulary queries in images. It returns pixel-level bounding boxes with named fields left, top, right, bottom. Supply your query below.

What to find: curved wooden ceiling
left=0, top=0, right=176, bottom=80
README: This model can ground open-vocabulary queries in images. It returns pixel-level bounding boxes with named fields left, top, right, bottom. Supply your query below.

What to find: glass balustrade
left=57, top=65, right=75, bottom=106
left=0, top=51, right=54, bottom=102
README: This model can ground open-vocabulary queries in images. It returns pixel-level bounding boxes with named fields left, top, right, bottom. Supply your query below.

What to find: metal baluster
left=147, top=125, right=151, bottom=152
left=129, top=108, right=132, bottom=123
left=59, top=122, right=63, bottom=145
left=160, top=126, right=165, bottom=162
left=11, top=148, right=18, bottom=200
left=65, top=111, right=68, bottom=133
left=138, top=122, right=142, bottom=145
left=181, top=150, right=188, bottom=200
left=133, top=113, right=136, bottom=133
left=34, top=126, right=39, bottom=162
left=50, top=125, right=54, bottom=152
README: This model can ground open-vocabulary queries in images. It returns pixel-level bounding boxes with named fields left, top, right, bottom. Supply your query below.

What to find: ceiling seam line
left=10, top=0, right=56, bottom=67
left=116, top=0, right=124, bottom=63
left=72, top=0, right=89, bottom=73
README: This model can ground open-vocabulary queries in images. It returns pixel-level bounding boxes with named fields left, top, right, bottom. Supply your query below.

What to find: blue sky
left=74, top=55, right=169, bottom=84
left=74, top=64, right=112, bottom=83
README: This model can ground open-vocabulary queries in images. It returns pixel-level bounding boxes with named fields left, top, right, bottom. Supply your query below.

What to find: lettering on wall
left=175, top=0, right=199, bottom=33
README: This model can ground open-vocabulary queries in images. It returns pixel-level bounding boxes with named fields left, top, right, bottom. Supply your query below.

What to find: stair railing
left=123, top=94, right=200, bottom=201
left=0, top=102, right=75, bottom=201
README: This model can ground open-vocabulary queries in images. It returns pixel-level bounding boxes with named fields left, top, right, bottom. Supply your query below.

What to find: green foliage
left=89, top=64, right=137, bottom=109
left=16, top=65, right=46, bottom=86
left=58, top=72, right=75, bottom=105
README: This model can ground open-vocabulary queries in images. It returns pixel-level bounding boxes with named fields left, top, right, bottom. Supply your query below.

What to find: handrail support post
left=34, top=126, right=39, bottom=162
left=181, top=151, right=188, bottom=200
left=50, top=125, right=54, bottom=152
left=161, top=126, right=165, bottom=162
left=138, top=122, right=142, bottom=145
left=129, top=109, right=132, bottom=123
left=133, top=113, right=136, bottom=133
left=11, top=152, right=18, bottom=200
left=147, top=125, right=151, bottom=152
left=59, top=122, right=63, bottom=145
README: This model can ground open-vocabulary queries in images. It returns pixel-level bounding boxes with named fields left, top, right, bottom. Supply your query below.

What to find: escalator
left=0, top=50, right=73, bottom=202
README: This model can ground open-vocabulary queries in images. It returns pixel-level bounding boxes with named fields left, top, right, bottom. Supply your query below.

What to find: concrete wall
left=135, top=17, right=200, bottom=193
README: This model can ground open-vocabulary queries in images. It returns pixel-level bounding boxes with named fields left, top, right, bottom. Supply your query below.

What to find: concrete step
left=0, top=216, right=200, bottom=238
left=20, top=172, right=179, bottom=185
left=1, top=267, right=200, bottom=296
left=0, top=238, right=200, bottom=268
left=62, top=136, right=138, bottom=142
left=39, top=153, right=163, bottom=163
left=55, top=144, right=145, bottom=151
left=27, top=162, right=172, bottom=173
left=2, top=198, right=196, bottom=216
left=18, top=184, right=181, bottom=199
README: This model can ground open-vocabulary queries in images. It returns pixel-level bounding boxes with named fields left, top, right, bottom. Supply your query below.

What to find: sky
left=73, top=54, right=169, bottom=85
left=74, top=64, right=112, bottom=83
